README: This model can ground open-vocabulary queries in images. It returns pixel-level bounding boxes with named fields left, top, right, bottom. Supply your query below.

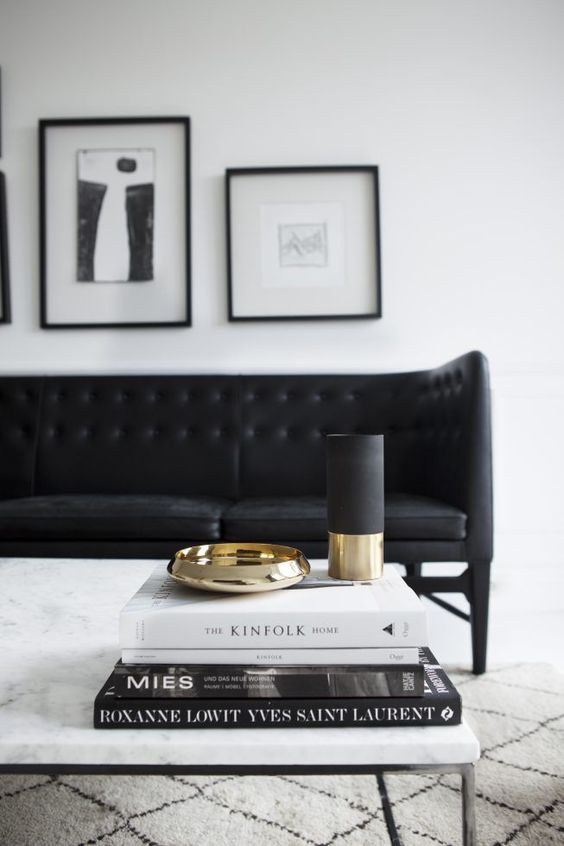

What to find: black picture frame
left=39, top=116, right=191, bottom=329
left=0, top=172, right=11, bottom=325
left=226, top=165, right=381, bottom=321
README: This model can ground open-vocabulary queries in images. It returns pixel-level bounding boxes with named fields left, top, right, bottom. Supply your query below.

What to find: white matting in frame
left=39, top=117, right=190, bottom=328
left=227, top=167, right=381, bottom=321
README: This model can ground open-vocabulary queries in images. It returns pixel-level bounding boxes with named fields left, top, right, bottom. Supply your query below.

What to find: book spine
left=94, top=693, right=461, bottom=729
left=119, top=609, right=427, bottom=649
left=120, top=646, right=421, bottom=666
left=113, top=664, right=424, bottom=699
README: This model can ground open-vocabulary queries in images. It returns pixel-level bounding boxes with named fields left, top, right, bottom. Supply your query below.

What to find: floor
left=417, top=560, right=564, bottom=672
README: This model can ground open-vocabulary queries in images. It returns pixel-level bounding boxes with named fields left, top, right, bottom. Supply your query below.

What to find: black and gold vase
left=326, top=434, right=384, bottom=580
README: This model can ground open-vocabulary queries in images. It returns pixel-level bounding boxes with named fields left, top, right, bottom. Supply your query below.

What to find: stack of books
left=93, top=563, right=462, bottom=729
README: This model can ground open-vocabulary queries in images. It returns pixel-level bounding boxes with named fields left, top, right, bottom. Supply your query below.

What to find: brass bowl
left=168, top=542, right=311, bottom=594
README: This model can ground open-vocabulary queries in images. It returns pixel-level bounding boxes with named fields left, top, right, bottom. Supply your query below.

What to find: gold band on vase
left=327, top=531, right=384, bottom=581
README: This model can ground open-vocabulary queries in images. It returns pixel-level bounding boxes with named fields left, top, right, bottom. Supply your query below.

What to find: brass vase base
left=328, top=532, right=384, bottom=580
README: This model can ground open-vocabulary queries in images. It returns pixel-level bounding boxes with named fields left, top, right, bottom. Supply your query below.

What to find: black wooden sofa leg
left=468, top=560, right=491, bottom=675
left=403, top=564, right=422, bottom=596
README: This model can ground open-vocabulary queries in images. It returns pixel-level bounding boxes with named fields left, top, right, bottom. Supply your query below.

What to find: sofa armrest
left=412, top=350, right=493, bottom=560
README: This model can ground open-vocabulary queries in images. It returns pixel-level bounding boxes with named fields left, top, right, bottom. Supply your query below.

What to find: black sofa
left=0, top=350, right=493, bottom=672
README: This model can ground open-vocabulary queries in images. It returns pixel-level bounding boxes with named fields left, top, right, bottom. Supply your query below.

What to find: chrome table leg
left=461, top=763, right=476, bottom=846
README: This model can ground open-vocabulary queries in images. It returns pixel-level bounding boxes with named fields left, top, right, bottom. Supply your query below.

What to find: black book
left=93, top=657, right=461, bottom=729
left=110, top=660, right=424, bottom=699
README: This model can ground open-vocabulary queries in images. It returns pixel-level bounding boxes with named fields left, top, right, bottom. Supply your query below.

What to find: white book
left=119, top=563, right=428, bottom=650
left=121, top=646, right=421, bottom=666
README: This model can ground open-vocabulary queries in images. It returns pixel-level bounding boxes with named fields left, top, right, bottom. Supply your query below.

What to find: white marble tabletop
left=0, top=557, right=479, bottom=770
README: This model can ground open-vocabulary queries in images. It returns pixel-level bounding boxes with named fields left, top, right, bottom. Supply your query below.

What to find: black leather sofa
left=0, top=350, right=493, bottom=672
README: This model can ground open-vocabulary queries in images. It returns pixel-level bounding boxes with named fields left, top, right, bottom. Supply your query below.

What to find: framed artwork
left=0, top=172, right=11, bottom=324
left=226, top=165, right=381, bottom=321
left=39, top=116, right=191, bottom=328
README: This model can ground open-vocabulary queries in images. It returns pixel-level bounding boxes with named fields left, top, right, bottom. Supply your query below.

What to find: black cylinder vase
left=326, top=434, right=384, bottom=580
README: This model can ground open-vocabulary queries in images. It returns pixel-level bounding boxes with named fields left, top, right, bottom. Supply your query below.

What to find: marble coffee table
left=0, top=557, right=479, bottom=845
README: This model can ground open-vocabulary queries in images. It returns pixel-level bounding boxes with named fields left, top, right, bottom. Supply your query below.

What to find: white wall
left=0, top=0, right=563, bottom=566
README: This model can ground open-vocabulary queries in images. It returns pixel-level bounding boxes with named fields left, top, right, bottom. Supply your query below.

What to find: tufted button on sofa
left=0, top=351, right=493, bottom=673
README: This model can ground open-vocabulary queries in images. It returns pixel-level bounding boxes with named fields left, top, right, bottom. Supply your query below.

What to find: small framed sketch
left=39, top=116, right=191, bottom=328
left=226, top=165, right=381, bottom=321
left=0, top=172, right=11, bottom=324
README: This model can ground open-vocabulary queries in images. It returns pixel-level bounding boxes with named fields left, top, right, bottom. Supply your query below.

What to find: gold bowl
left=168, top=542, right=311, bottom=594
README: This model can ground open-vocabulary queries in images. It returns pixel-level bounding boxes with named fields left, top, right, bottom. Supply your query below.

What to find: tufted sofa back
left=238, top=358, right=476, bottom=503
left=0, top=353, right=485, bottom=507
left=0, top=376, right=240, bottom=499
left=239, top=375, right=419, bottom=497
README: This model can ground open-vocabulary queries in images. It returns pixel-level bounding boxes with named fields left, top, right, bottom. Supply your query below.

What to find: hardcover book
left=93, top=658, right=460, bottom=729
left=119, top=564, right=428, bottom=650
left=120, top=646, right=421, bottom=666
left=111, top=660, right=424, bottom=698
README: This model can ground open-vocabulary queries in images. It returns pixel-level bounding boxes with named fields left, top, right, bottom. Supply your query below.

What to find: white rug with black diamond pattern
left=1, top=662, right=562, bottom=846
